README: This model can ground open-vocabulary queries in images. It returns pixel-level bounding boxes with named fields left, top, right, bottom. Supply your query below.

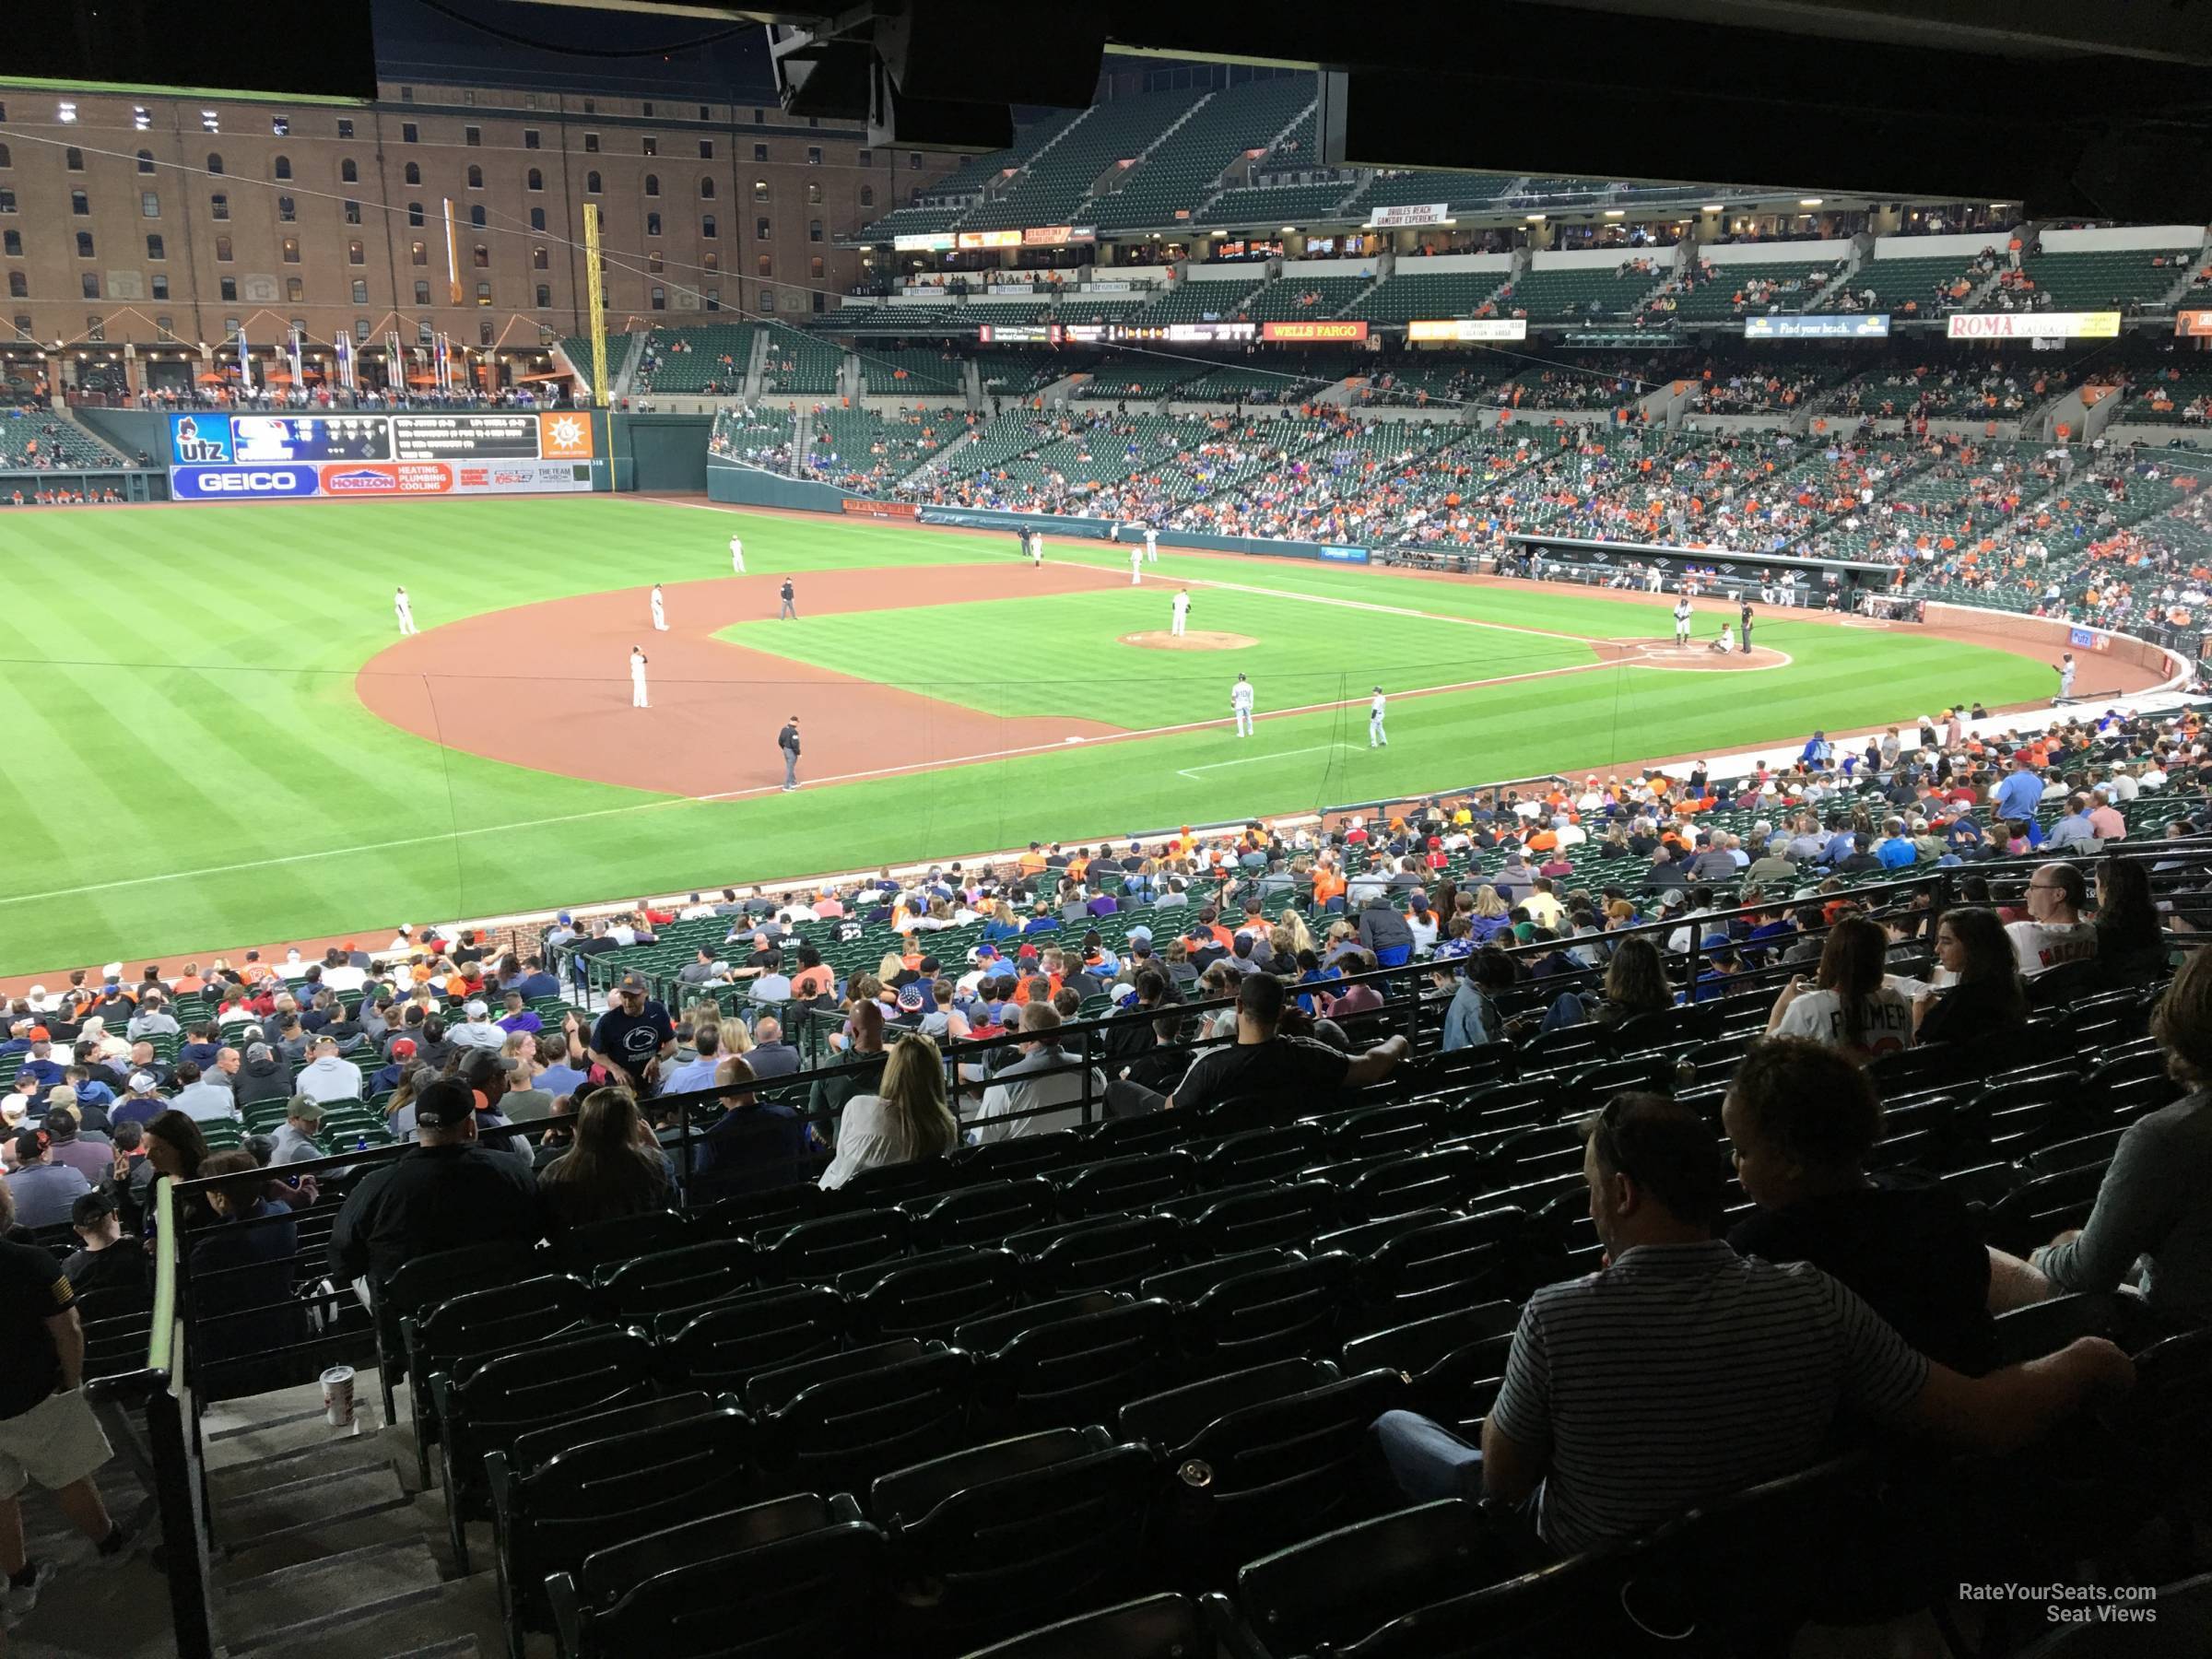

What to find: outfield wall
left=1921, top=602, right=2191, bottom=692
left=705, top=460, right=1371, bottom=563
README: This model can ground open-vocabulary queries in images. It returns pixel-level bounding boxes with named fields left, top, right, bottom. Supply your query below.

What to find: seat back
left=982, top=1300, right=1181, bottom=1434
left=877, top=1439, right=1159, bottom=1651
left=1184, top=1182, right=1338, bottom=1258
left=1116, top=1358, right=1334, bottom=1452
left=568, top=1495, right=886, bottom=1658
left=947, top=1130, right=1087, bottom=1183
left=958, top=1594, right=1212, bottom=1659
left=1235, top=1498, right=1520, bottom=1657
left=1184, top=1253, right=1358, bottom=1371
left=1164, top=1368, right=1408, bottom=1583
left=445, top=1327, right=658, bottom=1468
left=594, top=1240, right=758, bottom=1320
left=700, top=1181, right=820, bottom=1239
left=757, top=1206, right=909, bottom=1283
left=1012, top=1213, right=1183, bottom=1295
left=841, top=1246, right=1023, bottom=1341
left=555, top=1209, right=691, bottom=1274
left=654, top=1285, right=847, bottom=1391
left=408, top=1275, right=595, bottom=1380
left=383, top=1241, right=545, bottom=1319
left=1341, top=1300, right=1519, bottom=1377
left=1053, top=1150, right=1197, bottom=1218
left=756, top=1347, right=978, bottom=1497
left=1198, top=1125, right=1324, bottom=1189
left=829, top=1155, right=954, bottom=1211
left=903, top=1177, right=1059, bottom=1250
left=1360, top=1210, right=1535, bottom=1324
left=496, top=1407, right=755, bottom=1635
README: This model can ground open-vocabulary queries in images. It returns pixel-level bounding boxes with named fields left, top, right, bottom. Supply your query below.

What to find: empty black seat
left=1232, top=1498, right=1540, bottom=1659
left=1141, top=1249, right=1300, bottom=1308
left=1118, top=1358, right=1335, bottom=1452
left=867, top=1428, right=1158, bottom=1653
left=554, top=1209, right=690, bottom=1274
left=1178, top=1182, right=1338, bottom=1257
left=1183, top=1253, right=1359, bottom=1372
left=960, top=1594, right=1215, bottom=1659
left=700, top=1180, right=820, bottom=1239
left=1300, top=1101, right=1443, bottom=1163
left=546, top=1492, right=885, bottom=1659
left=1149, top=1365, right=1407, bottom=1585
left=1357, top=1209, right=1544, bottom=1329
left=593, top=1239, right=757, bottom=1321
left=947, top=1129, right=1087, bottom=1183
left=750, top=1341, right=979, bottom=1497
left=756, top=1206, right=909, bottom=1282
left=827, top=1155, right=955, bottom=1211
left=373, top=1241, right=545, bottom=1420
left=1306, top=1207, right=1458, bottom=1264
left=1083, top=1113, right=1192, bottom=1159
left=1010, top=1213, right=1182, bottom=1295
left=902, top=1177, right=1058, bottom=1250
left=1052, top=1149, right=1197, bottom=1217
left=1984, top=1164, right=2111, bottom=1254
left=432, top=1326, right=659, bottom=1572
left=839, top=1246, right=1022, bottom=1341
left=1342, top=1300, right=1518, bottom=1377
left=1198, top=1126, right=1324, bottom=1189
left=653, top=1284, right=846, bottom=1391
left=401, top=1274, right=595, bottom=1488
left=487, top=1404, right=754, bottom=1659
left=974, top=1299, right=1181, bottom=1434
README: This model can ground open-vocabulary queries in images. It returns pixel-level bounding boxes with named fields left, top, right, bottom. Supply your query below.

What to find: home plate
left=1065, top=735, right=1082, bottom=743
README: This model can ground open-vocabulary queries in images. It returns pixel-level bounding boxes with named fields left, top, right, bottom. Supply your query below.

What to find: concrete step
left=220, top=1537, right=443, bottom=1653
left=247, top=1574, right=506, bottom=1659
left=217, top=1463, right=412, bottom=1557
left=206, top=1436, right=397, bottom=1507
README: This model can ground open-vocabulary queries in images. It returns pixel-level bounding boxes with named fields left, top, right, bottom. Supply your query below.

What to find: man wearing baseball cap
left=590, top=973, right=676, bottom=1096
left=328, top=1079, right=543, bottom=1299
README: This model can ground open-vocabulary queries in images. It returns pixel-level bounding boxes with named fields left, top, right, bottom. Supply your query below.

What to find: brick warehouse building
left=0, top=79, right=960, bottom=394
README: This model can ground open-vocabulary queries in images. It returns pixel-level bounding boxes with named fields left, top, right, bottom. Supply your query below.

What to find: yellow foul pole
left=583, top=205, right=609, bottom=406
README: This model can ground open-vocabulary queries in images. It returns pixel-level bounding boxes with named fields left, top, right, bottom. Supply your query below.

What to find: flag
left=235, top=321, right=253, bottom=396
left=435, top=333, right=451, bottom=392
left=287, top=324, right=304, bottom=390
left=334, top=334, right=354, bottom=391
left=385, top=332, right=403, bottom=394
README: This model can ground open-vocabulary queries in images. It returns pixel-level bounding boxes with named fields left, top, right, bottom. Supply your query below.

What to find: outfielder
left=1170, top=589, right=1191, bottom=637
left=629, top=646, right=650, bottom=709
left=1144, top=526, right=1159, bottom=563
left=1369, top=686, right=1388, bottom=747
left=651, top=583, right=668, bottom=631
left=394, top=586, right=418, bottom=636
left=1231, top=672, right=1255, bottom=738
left=729, top=534, right=745, bottom=574
left=1029, top=529, right=1043, bottom=570
left=1129, top=539, right=1144, bottom=585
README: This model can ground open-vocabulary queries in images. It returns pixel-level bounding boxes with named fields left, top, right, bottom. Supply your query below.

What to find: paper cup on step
left=321, top=1365, right=357, bottom=1430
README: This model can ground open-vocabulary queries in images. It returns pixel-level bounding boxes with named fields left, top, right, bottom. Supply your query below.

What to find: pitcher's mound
left=1594, top=639, right=1790, bottom=672
left=1121, top=629, right=1259, bottom=652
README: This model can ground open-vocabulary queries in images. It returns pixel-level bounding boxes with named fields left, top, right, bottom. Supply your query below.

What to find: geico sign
left=197, top=470, right=300, bottom=491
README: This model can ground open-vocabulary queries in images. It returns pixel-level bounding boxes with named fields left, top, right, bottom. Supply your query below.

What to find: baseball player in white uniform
left=1231, top=673, right=1255, bottom=738
left=629, top=647, right=650, bottom=709
left=394, top=586, right=418, bottom=636
left=1170, top=590, right=1191, bottom=638
left=1129, top=539, right=1144, bottom=585
left=651, top=584, right=668, bottom=631
left=1369, top=686, right=1388, bottom=747
left=1029, top=530, right=1042, bottom=569
left=1144, top=526, right=1159, bottom=563
left=2057, top=653, right=2076, bottom=700
left=1673, top=596, right=1693, bottom=646
left=729, top=535, right=745, bottom=574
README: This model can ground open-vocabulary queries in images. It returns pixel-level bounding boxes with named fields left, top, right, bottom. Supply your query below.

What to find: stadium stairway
left=195, top=1376, right=503, bottom=1657
left=52, top=404, right=136, bottom=465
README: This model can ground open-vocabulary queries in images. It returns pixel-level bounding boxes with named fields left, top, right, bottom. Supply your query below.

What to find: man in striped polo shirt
left=1373, top=1093, right=2136, bottom=1554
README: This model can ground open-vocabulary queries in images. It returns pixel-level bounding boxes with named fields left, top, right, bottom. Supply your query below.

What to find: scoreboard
left=167, top=410, right=597, bottom=500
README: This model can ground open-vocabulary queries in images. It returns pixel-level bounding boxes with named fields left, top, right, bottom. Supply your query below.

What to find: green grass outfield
left=0, top=495, right=2053, bottom=973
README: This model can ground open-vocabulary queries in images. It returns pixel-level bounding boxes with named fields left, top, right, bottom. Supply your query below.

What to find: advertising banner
left=1407, top=318, right=1529, bottom=342
left=2176, top=311, right=2212, bottom=337
left=956, top=229, right=1025, bottom=250
left=1261, top=320, right=1371, bottom=343
left=1318, top=545, right=1371, bottom=563
left=1946, top=311, right=2122, bottom=341
left=841, top=498, right=918, bottom=519
left=1743, top=313, right=1891, bottom=340
left=892, top=231, right=958, bottom=252
left=1367, top=202, right=1450, bottom=229
left=168, top=413, right=594, bottom=499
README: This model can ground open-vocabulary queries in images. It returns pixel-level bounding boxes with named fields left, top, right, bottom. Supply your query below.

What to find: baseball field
left=0, top=493, right=2098, bottom=976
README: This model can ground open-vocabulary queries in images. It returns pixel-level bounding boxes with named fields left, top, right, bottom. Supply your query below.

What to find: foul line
left=1176, top=744, right=1338, bottom=781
